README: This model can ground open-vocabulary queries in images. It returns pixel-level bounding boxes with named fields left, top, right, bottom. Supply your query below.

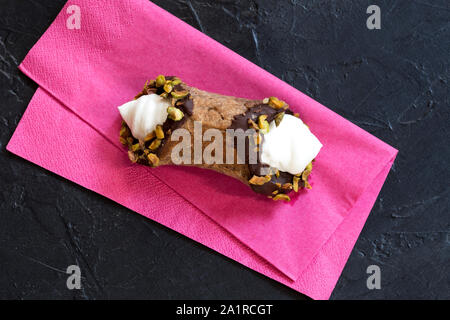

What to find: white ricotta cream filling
left=261, top=114, right=322, bottom=175
left=118, top=94, right=169, bottom=141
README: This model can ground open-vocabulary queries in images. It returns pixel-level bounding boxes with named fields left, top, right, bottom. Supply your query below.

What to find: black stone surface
left=0, top=0, right=448, bottom=300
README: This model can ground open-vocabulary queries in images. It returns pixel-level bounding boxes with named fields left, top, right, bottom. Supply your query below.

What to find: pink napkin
left=8, top=0, right=397, bottom=299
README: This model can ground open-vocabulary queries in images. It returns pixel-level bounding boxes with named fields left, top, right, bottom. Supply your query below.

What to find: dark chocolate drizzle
left=230, top=104, right=295, bottom=196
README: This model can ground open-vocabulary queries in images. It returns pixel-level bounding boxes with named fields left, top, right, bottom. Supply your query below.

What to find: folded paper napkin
left=8, top=0, right=397, bottom=299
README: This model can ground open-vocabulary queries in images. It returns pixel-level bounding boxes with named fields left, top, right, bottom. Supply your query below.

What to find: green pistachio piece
left=131, top=143, right=140, bottom=152
left=147, top=153, right=160, bottom=167
left=155, top=125, right=165, bottom=139
left=273, top=194, right=291, bottom=202
left=163, top=81, right=173, bottom=93
left=155, top=75, right=166, bottom=87
left=275, top=112, right=285, bottom=126
left=149, top=139, right=161, bottom=151
left=268, top=96, right=285, bottom=109
left=293, top=176, right=300, bottom=192
left=144, top=131, right=156, bottom=142
left=248, top=175, right=271, bottom=185
left=258, top=115, right=270, bottom=134
left=170, top=90, right=189, bottom=99
left=167, top=106, right=184, bottom=121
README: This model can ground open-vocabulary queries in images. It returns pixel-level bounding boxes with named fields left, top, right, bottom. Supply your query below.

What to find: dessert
left=118, top=75, right=322, bottom=201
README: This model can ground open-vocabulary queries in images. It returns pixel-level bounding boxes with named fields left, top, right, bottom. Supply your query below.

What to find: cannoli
left=118, top=75, right=322, bottom=201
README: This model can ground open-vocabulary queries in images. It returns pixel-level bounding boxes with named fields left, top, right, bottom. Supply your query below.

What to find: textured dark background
left=0, top=0, right=449, bottom=300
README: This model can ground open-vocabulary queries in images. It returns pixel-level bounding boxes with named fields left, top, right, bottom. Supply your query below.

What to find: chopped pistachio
left=128, top=150, right=137, bottom=163
left=273, top=194, right=291, bottom=202
left=258, top=115, right=270, bottom=134
left=171, top=78, right=182, bottom=86
left=302, top=162, right=313, bottom=180
left=167, top=106, right=184, bottom=121
left=282, top=183, right=293, bottom=190
left=163, top=81, right=173, bottom=93
left=268, top=96, right=285, bottom=109
left=248, top=175, right=272, bottom=185
left=293, top=176, right=300, bottom=192
left=275, top=170, right=280, bottom=177
left=119, top=125, right=129, bottom=137
left=149, top=139, right=161, bottom=151
left=131, top=143, right=140, bottom=152
left=275, top=112, right=285, bottom=126
left=301, top=162, right=313, bottom=189
left=262, top=97, right=269, bottom=104
left=144, top=131, right=156, bottom=142
left=171, top=90, right=189, bottom=99
left=160, top=92, right=169, bottom=98
left=272, top=190, right=279, bottom=195
left=119, top=137, right=127, bottom=145
left=155, top=75, right=166, bottom=87
left=155, top=125, right=165, bottom=139
left=293, top=113, right=300, bottom=118
left=147, top=153, right=160, bottom=167
left=304, top=180, right=312, bottom=189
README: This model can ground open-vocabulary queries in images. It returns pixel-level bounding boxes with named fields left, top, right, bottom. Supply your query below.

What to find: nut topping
left=268, top=96, right=285, bottom=109
left=275, top=112, right=284, bottom=126
left=171, top=90, right=189, bottom=99
left=131, top=143, right=140, bottom=152
left=147, top=153, right=160, bottom=167
left=155, top=125, right=165, bottom=139
left=258, top=115, right=270, bottom=134
left=163, top=81, right=173, bottom=93
left=249, top=175, right=272, bottom=185
left=167, top=106, right=184, bottom=121
left=128, top=150, right=138, bottom=163
left=293, top=176, right=300, bottom=192
left=144, top=131, right=156, bottom=142
left=155, top=75, right=166, bottom=87
left=272, top=194, right=291, bottom=202
left=149, top=139, right=162, bottom=151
